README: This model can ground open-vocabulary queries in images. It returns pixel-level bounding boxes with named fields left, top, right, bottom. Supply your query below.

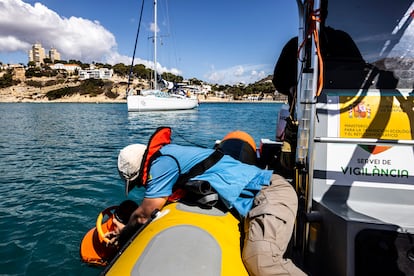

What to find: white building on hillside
left=51, top=63, right=81, bottom=73
left=78, top=68, right=113, bottom=80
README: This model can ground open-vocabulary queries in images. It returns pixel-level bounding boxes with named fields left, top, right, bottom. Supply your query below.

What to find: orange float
left=216, top=130, right=257, bottom=165
left=79, top=206, right=118, bottom=266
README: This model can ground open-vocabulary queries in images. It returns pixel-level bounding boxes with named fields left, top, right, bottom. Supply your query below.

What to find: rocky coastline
left=0, top=81, right=280, bottom=104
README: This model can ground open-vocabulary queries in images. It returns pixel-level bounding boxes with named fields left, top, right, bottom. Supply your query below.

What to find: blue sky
left=0, top=0, right=298, bottom=85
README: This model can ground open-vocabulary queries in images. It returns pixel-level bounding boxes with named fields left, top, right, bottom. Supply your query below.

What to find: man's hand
left=106, top=198, right=167, bottom=248
left=104, top=231, right=120, bottom=247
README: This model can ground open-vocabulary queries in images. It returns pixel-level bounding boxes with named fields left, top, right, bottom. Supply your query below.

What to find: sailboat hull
left=127, top=95, right=199, bottom=112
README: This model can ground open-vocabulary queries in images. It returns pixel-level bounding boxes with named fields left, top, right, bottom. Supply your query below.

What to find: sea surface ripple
left=0, top=102, right=282, bottom=275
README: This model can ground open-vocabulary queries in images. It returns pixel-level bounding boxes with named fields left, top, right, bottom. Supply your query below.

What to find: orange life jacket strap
left=168, top=188, right=187, bottom=203
left=138, top=127, right=172, bottom=186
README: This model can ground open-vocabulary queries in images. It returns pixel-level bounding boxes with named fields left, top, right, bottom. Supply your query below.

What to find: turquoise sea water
left=0, top=102, right=282, bottom=275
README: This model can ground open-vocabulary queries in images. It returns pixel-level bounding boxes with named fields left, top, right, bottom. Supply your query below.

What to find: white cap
left=118, top=144, right=147, bottom=195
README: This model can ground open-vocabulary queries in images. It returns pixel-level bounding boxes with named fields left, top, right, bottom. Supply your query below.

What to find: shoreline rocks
left=0, top=81, right=281, bottom=104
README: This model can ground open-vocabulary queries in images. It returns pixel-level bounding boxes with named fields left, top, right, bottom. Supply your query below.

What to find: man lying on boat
left=108, top=127, right=305, bottom=276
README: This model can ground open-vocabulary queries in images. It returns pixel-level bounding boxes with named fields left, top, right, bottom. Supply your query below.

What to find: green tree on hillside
left=188, top=78, right=202, bottom=85
left=133, top=64, right=150, bottom=79
left=43, top=58, right=52, bottom=64
left=162, top=72, right=183, bottom=83
left=113, top=63, right=129, bottom=76
left=68, top=60, right=82, bottom=65
left=228, top=86, right=244, bottom=100
left=0, top=71, right=18, bottom=88
left=25, top=67, right=42, bottom=78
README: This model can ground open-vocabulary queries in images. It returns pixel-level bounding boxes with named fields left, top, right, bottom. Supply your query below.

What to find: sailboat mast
left=153, top=0, right=157, bottom=90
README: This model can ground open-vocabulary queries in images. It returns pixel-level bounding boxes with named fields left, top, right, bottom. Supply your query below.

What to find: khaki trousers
left=242, top=174, right=306, bottom=276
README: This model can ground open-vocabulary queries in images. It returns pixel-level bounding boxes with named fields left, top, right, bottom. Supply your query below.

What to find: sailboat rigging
left=126, top=0, right=199, bottom=112
left=126, top=0, right=145, bottom=97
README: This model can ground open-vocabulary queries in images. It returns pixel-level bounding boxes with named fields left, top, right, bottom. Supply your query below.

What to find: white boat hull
left=127, top=95, right=199, bottom=112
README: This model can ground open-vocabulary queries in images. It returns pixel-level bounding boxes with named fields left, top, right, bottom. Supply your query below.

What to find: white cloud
left=0, top=0, right=116, bottom=62
left=0, top=0, right=182, bottom=75
left=234, top=66, right=244, bottom=77
left=204, top=64, right=268, bottom=85
left=0, top=0, right=269, bottom=85
left=0, top=0, right=183, bottom=77
left=105, top=52, right=132, bottom=66
left=0, top=36, right=31, bottom=51
left=150, top=22, right=160, bottom=34
left=106, top=52, right=182, bottom=76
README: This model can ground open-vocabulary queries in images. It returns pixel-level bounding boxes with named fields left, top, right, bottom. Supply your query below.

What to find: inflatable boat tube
left=104, top=202, right=248, bottom=275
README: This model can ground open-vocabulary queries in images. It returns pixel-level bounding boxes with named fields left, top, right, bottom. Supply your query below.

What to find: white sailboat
left=127, top=0, right=199, bottom=112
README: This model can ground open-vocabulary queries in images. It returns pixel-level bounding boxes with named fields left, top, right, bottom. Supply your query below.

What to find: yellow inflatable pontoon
left=103, top=202, right=248, bottom=275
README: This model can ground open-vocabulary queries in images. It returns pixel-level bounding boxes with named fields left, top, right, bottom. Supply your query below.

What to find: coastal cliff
left=0, top=76, right=128, bottom=103
left=0, top=75, right=282, bottom=103
left=0, top=82, right=232, bottom=103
